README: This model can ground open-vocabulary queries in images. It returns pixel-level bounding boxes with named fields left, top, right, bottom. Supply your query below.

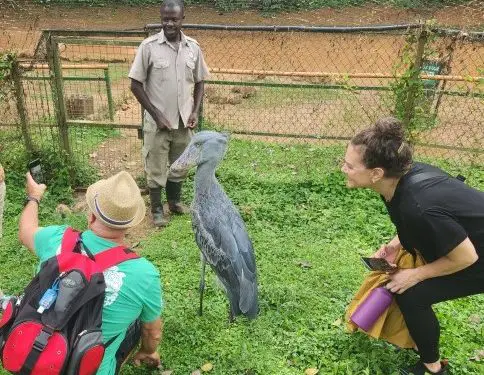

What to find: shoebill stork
left=170, top=131, right=258, bottom=320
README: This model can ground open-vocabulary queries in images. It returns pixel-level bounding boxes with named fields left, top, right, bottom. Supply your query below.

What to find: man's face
left=161, top=5, right=184, bottom=41
left=341, top=144, right=374, bottom=188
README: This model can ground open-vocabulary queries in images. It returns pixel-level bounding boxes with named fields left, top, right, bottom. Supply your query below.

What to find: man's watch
left=24, top=196, right=40, bottom=206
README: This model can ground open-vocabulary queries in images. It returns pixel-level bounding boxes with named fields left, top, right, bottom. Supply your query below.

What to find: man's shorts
left=115, top=319, right=141, bottom=374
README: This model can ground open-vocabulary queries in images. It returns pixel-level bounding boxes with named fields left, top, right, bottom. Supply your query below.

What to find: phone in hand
left=28, top=159, right=44, bottom=184
left=361, top=257, right=398, bottom=272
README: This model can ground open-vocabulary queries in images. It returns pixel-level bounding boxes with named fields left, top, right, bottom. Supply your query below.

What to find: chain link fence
left=1, top=1, right=483, bottom=186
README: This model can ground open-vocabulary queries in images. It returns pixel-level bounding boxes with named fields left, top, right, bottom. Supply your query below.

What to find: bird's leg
left=228, top=308, right=235, bottom=323
left=198, top=257, right=206, bottom=316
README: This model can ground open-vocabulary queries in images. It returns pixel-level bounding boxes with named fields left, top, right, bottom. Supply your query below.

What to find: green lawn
left=0, top=139, right=483, bottom=374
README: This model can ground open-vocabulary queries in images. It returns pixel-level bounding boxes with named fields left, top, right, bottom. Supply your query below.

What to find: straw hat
left=86, top=171, right=146, bottom=229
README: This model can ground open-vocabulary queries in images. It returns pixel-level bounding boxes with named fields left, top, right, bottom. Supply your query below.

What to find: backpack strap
left=406, top=171, right=447, bottom=186
left=19, top=326, right=55, bottom=375
left=60, top=227, right=81, bottom=253
left=94, top=246, right=139, bottom=272
left=60, top=227, right=96, bottom=260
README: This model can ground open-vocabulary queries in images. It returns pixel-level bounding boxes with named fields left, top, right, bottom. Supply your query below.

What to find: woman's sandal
left=399, top=359, right=450, bottom=375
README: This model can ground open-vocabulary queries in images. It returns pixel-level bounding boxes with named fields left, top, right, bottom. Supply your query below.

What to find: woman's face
left=341, top=144, right=374, bottom=188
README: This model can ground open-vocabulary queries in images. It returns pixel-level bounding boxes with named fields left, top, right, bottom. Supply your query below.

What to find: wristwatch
left=24, top=196, right=40, bottom=206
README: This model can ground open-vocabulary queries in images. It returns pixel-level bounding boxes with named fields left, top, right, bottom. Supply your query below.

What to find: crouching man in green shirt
left=18, top=170, right=164, bottom=374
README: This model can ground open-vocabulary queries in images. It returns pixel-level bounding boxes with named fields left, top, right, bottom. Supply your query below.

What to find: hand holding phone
left=361, top=257, right=398, bottom=272
left=28, top=159, right=44, bottom=184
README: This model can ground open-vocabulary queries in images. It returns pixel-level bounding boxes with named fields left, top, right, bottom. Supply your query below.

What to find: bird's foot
left=228, top=310, right=235, bottom=323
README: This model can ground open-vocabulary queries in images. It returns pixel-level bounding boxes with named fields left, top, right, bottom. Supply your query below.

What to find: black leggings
left=395, top=266, right=484, bottom=363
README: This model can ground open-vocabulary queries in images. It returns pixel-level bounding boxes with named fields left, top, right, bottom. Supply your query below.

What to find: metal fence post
left=198, top=98, right=204, bottom=131
left=104, top=67, right=115, bottom=121
left=402, top=26, right=427, bottom=129
left=47, top=35, right=73, bottom=166
left=11, top=59, right=35, bottom=154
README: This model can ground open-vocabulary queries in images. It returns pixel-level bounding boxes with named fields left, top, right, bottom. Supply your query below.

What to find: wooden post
left=104, top=67, right=115, bottom=121
left=47, top=37, right=71, bottom=156
left=11, top=59, right=35, bottom=154
left=47, top=36, right=73, bottom=177
left=402, top=27, right=428, bottom=129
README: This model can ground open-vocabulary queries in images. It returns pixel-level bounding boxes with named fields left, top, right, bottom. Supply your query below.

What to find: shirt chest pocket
left=185, top=59, right=195, bottom=83
left=153, top=59, right=170, bottom=81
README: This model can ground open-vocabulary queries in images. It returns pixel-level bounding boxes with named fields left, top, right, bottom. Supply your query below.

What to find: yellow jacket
left=345, top=249, right=426, bottom=348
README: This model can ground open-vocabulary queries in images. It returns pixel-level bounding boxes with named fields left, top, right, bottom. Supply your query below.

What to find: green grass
left=0, top=138, right=483, bottom=374
left=240, top=85, right=344, bottom=109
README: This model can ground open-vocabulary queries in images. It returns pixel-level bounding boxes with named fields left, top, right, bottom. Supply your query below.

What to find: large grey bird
left=170, top=131, right=258, bottom=320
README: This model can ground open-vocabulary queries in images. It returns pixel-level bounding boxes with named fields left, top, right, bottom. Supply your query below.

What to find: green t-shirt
left=34, top=225, right=163, bottom=375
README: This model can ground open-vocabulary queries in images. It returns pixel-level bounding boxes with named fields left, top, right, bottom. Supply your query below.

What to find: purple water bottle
left=350, top=287, right=393, bottom=331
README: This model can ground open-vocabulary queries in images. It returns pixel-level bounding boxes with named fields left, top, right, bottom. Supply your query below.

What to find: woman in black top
left=341, top=117, right=484, bottom=375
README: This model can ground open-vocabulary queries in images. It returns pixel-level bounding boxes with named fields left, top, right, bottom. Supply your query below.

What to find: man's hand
left=26, top=172, right=46, bottom=201
left=187, top=112, right=199, bottom=129
left=386, top=268, right=422, bottom=294
left=132, top=349, right=161, bottom=368
left=152, top=108, right=172, bottom=130
left=0, top=165, right=4, bottom=182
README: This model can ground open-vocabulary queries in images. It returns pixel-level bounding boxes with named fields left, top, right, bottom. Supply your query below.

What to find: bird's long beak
left=170, top=143, right=200, bottom=173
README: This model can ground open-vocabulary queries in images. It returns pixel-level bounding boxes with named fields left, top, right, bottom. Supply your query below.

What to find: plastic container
left=37, top=288, right=58, bottom=314
left=350, top=287, right=393, bottom=331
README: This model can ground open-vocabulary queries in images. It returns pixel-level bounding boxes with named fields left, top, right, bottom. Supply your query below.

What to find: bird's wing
left=192, top=208, right=228, bottom=267
left=192, top=207, right=258, bottom=315
left=229, top=211, right=257, bottom=275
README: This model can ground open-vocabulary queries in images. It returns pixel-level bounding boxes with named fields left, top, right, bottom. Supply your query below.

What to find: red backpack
left=0, top=227, right=139, bottom=375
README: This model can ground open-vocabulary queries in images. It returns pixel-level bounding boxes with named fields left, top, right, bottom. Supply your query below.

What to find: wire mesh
left=1, top=1, right=483, bottom=186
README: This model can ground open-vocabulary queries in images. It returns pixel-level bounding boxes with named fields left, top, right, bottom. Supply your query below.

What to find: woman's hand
left=373, top=235, right=401, bottom=264
left=386, top=268, right=422, bottom=294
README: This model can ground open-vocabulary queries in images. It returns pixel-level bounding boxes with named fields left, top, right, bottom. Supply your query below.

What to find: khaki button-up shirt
left=129, top=31, right=210, bottom=130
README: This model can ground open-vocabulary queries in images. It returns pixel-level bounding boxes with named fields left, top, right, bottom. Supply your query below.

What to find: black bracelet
left=25, top=196, right=40, bottom=206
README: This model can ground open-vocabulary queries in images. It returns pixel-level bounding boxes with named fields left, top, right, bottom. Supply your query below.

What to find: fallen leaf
left=296, top=260, right=312, bottom=269
left=469, top=349, right=484, bottom=361
left=468, top=314, right=481, bottom=324
left=305, top=368, right=319, bottom=375
left=332, top=318, right=342, bottom=327
left=201, top=362, right=213, bottom=372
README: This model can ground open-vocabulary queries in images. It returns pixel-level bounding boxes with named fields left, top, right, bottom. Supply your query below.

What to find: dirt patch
left=1, top=3, right=483, bottom=54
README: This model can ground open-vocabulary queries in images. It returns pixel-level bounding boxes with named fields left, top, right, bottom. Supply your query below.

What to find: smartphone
left=360, top=257, right=398, bottom=272
left=28, top=159, right=44, bottom=184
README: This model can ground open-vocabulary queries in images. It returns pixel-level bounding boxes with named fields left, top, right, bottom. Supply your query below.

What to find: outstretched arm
left=19, top=173, right=46, bottom=252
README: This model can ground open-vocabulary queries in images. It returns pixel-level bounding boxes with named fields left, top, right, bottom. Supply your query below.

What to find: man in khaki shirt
left=129, top=0, right=209, bottom=227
